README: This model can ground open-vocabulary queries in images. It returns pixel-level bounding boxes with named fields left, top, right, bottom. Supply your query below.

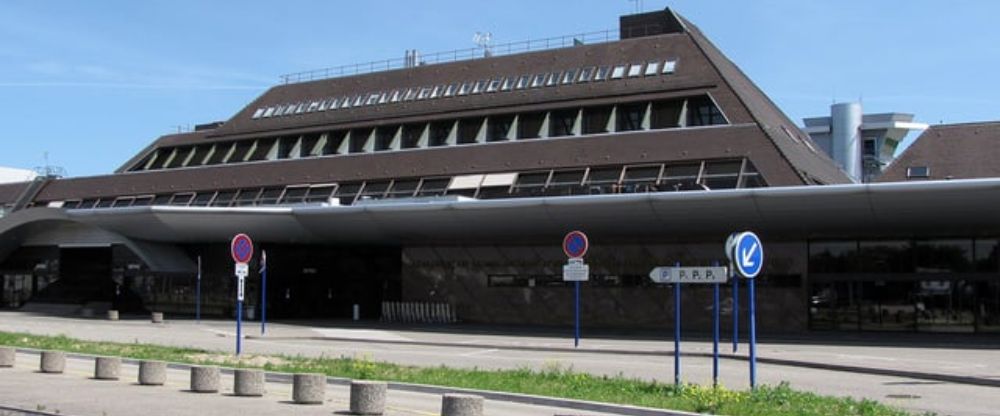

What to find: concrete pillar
left=40, top=351, right=65, bottom=373
left=138, top=360, right=166, bottom=385
left=190, top=366, right=220, bottom=393
left=441, top=393, right=484, bottom=416
left=234, top=369, right=265, bottom=396
left=292, top=373, right=326, bottom=404
left=107, top=310, right=119, bottom=321
left=94, top=356, right=121, bottom=380
left=350, top=380, right=387, bottom=415
left=0, top=347, right=14, bottom=367
left=151, top=312, right=164, bottom=323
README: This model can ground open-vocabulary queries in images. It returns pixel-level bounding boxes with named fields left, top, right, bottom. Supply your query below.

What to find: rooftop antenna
left=473, top=32, right=493, bottom=58
left=34, top=151, right=67, bottom=179
left=628, top=0, right=643, bottom=13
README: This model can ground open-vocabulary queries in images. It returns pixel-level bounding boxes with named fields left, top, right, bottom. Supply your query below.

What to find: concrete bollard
left=151, top=312, right=164, bottom=323
left=190, top=366, right=220, bottom=393
left=234, top=369, right=265, bottom=397
left=138, top=360, right=166, bottom=385
left=292, top=373, right=326, bottom=404
left=0, top=347, right=14, bottom=367
left=94, top=356, right=121, bottom=380
left=107, top=310, right=119, bottom=321
left=441, top=393, right=484, bottom=416
left=40, top=351, right=65, bottom=374
left=350, top=380, right=387, bottom=415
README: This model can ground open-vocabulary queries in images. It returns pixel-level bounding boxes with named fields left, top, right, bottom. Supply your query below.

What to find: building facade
left=0, top=9, right=998, bottom=334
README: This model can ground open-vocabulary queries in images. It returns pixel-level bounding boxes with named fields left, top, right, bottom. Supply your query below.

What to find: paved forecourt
left=0, top=312, right=998, bottom=416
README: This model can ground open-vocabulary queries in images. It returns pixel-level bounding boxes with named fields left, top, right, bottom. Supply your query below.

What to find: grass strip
left=0, top=331, right=927, bottom=416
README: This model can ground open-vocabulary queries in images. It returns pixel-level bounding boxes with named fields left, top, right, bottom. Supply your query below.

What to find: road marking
left=459, top=349, right=498, bottom=357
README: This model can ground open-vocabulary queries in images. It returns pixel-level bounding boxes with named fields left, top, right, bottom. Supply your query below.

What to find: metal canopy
left=62, top=178, right=1000, bottom=245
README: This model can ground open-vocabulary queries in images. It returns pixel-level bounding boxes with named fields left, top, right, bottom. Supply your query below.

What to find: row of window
left=252, top=59, right=679, bottom=120
left=809, top=239, right=1000, bottom=274
left=62, top=159, right=763, bottom=210
left=132, top=95, right=727, bottom=172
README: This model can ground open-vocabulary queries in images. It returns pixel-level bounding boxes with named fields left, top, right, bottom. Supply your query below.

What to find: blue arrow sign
left=734, top=232, right=763, bottom=279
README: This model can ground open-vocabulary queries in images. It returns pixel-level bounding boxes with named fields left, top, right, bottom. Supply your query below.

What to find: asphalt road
left=0, top=312, right=997, bottom=416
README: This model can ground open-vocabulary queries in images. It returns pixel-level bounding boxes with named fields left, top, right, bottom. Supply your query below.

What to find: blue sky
left=1, top=1, right=997, bottom=177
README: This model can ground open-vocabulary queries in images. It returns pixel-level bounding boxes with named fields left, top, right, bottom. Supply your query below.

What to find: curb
left=11, top=348, right=697, bottom=416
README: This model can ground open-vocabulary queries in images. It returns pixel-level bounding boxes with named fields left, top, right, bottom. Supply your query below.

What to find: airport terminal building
left=1, top=9, right=998, bottom=334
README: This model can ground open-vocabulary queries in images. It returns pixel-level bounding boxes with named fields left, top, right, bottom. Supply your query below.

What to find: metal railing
left=279, top=29, right=620, bottom=84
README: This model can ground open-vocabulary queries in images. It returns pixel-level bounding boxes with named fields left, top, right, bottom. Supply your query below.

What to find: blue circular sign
left=231, top=233, right=254, bottom=264
left=563, top=231, right=589, bottom=258
left=733, top=231, right=763, bottom=279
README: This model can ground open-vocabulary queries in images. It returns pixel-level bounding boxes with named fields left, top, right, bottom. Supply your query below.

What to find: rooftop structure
left=876, top=121, right=1000, bottom=182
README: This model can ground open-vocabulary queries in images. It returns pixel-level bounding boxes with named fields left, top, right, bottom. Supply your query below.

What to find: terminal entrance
left=262, top=245, right=400, bottom=320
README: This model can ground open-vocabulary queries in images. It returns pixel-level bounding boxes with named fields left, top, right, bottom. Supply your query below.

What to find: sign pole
left=574, top=280, right=581, bottom=348
left=230, top=233, right=254, bottom=357
left=749, top=277, right=757, bottom=389
left=260, top=250, right=267, bottom=336
left=196, top=256, right=201, bottom=324
left=673, top=261, right=681, bottom=387
left=732, top=265, right=739, bottom=353
left=712, top=261, right=720, bottom=387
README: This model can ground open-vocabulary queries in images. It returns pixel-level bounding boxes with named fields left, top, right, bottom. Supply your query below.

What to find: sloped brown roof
left=877, top=121, right=1000, bottom=182
left=679, top=15, right=850, bottom=185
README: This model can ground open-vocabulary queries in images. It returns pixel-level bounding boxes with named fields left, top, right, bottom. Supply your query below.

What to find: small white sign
left=235, top=262, right=248, bottom=302
left=235, top=262, right=249, bottom=278
left=563, top=258, right=590, bottom=282
left=649, top=266, right=728, bottom=284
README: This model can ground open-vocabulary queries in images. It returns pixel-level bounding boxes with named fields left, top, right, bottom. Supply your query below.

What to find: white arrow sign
left=741, top=241, right=758, bottom=269
left=649, top=266, right=728, bottom=284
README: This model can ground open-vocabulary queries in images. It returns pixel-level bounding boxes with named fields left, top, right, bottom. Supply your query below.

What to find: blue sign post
left=712, top=261, right=720, bottom=387
left=562, top=231, right=589, bottom=348
left=673, top=261, right=681, bottom=387
left=732, top=231, right=763, bottom=389
left=260, top=250, right=267, bottom=336
left=196, top=256, right=202, bottom=324
left=231, top=234, right=254, bottom=356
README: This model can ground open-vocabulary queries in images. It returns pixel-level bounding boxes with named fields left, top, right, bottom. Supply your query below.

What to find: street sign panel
left=734, top=231, right=764, bottom=278
left=562, top=231, right=589, bottom=259
left=231, top=233, right=254, bottom=264
left=649, top=266, right=728, bottom=284
left=236, top=275, right=246, bottom=302
left=235, top=262, right=249, bottom=277
left=562, top=258, right=590, bottom=281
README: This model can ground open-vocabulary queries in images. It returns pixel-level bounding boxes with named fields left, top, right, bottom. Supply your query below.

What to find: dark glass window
left=205, top=143, right=231, bottom=165
left=914, top=240, right=973, bottom=273
left=517, top=112, right=545, bottom=139
left=975, top=239, right=999, bottom=272
left=186, top=146, right=209, bottom=166
left=210, top=191, right=236, bottom=207
left=651, top=98, right=685, bottom=129
left=513, top=171, right=549, bottom=195
left=387, top=180, right=419, bottom=198
left=549, top=109, right=577, bottom=137
left=487, top=115, right=514, bottom=142
left=687, top=96, right=727, bottom=126
left=809, top=241, right=858, bottom=273
left=375, top=125, right=399, bottom=151
left=165, top=147, right=192, bottom=169
left=147, top=149, right=169, bottom=170
left=233, top=189, right=260, bottom=206
left=582, top=106, right=612, bottom=135
left=322, top=131, right=348, bottom=155
left=276, top=137, right=297, bottom=159
left=247, top=138, right=276, bottom=161
left=300, top=134, right=321, bottom=157
left=587, top=167, right=623, bottom=186
left=335, top=183, right=363, bottom=204
left=416, top=178, right=450, bottom=197
left=168, top=193, right=194, bottom=206
left=190, top=192, right=214, bottom=207
left=349, top=128, right=373, bottom=153
left=858, top=241, right=913, bottom=273
left=661, top=163, right=702, bottom=191
left=227, top=142, right=253, bottom=164
left=305, top=186, right=336, bottom=203
left=279, top=187, right=308, bottom=204
left=257, top=188, right=284, bottom=205
left=360, top=181, right=391, bottom=199
left=429, top=121, right=453, bottom=147
left=132, top=196, right=153, bottom=207
left=457, top=118, right=484, bottom=144
left=401, top=124, right=426, bottom=149
left=616, top=103, right=646, bottom=132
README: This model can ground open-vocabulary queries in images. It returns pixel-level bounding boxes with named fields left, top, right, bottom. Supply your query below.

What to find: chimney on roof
left=620, top=7, right=686, bottom=39
left=404, top=49, right=421, bottom=68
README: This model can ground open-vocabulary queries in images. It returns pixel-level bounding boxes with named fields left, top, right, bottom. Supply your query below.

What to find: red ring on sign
left=231, top=233, right=254, bottom=264
left=563, top=230, right=589, bottom=259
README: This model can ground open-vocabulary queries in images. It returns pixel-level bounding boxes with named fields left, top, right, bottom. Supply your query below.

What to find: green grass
left=0, top=331, right=926, bottom=416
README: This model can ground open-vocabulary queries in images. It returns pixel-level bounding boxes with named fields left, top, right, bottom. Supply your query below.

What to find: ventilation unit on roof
left=620, top=8, right=686, bottom=39
left=195, top=121, right=224, bottom=131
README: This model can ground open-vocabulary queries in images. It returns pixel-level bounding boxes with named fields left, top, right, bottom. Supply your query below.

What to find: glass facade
left=809, top=239, right=1000, bottom=333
